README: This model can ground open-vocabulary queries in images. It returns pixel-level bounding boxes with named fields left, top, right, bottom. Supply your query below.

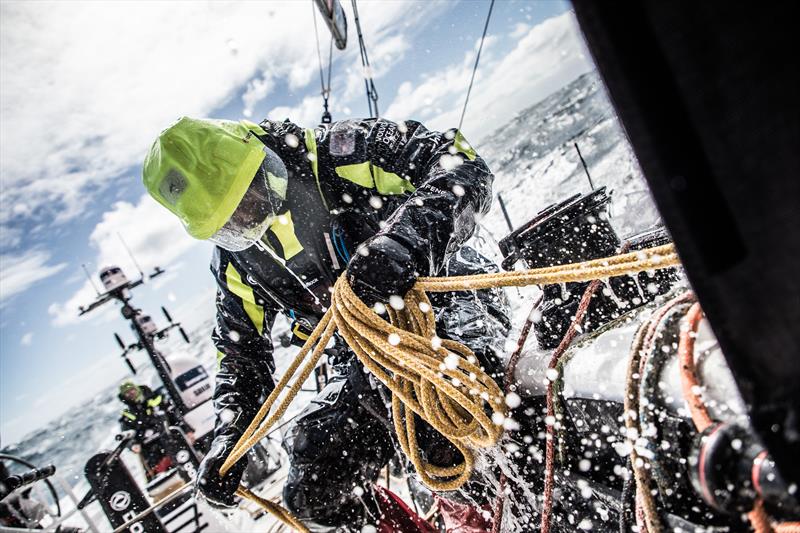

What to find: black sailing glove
left=195, top=431, right=247, bottom=510
left=347, top=235, right=419, bottom=308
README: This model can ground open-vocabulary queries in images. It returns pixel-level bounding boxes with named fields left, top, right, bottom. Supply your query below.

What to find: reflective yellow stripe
left=292, top=323, right=310, bottom=340
left=335, top=162, right=416, bottom=195
left=225, top=263, right=265, bottom=335
left=268, top=211, right=303, bottom=260
left=304, top=128, right=329, bottom=210
left=373, top=166, right=415, bottom=195
left=146, top=395, right=162, bottom=408
left=335, top=162, right=374, bottom=187
left=454, top=130, right=477, bottom=161
left=122, top=410, right=136, bottom=421
left=216, top=350, right=225, bottom=370
left=266, top=171, right=287, bottom=200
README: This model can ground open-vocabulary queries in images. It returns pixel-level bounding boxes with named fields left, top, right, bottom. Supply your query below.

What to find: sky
left=0, top=0, right=594, bottom=444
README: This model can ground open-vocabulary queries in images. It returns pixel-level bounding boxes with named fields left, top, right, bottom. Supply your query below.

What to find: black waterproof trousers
left=281, top=249, right=511, bottom=530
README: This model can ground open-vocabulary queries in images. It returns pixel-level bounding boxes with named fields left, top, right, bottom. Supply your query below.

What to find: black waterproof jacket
left=118, top=385, right=164, bottom=438
left=210, top=117, right=493, bottom=439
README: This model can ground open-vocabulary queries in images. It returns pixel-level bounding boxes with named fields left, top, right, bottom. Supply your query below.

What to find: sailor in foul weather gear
left=117, top=381, right=190, bottom=479
left=143, top=116, right=510, bottom=525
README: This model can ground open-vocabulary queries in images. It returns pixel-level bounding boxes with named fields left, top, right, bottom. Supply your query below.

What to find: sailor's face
left=235, top=192, right=271, bottom=227
left=124, top=388, right=140, bottom=402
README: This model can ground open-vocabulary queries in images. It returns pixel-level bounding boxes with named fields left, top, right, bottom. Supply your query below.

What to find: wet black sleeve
left=210, top=248, right=277, bottom=439
left=364, top=119, right=493, bottom=275
left=119, top=415, right=136, bottom=433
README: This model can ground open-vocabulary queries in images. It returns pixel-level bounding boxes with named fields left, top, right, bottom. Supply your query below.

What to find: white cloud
left=0, top=226, right=23, bottom=249
left=20, top=332, right=33, bottom=346
left=511, top=22, right=531, bottom=39
left=380, top=32, right=501, bottom=125
left=383, top=12, right=593, bottom=142
left=0, top=250, right=67, bottom=302
left=340, top=33, right=411, bottom=103
left=267, top=13, right=416, bottom=127
left=242, top=75, right=277, bottom=119
left=48, top=193, right=205, bottom=326
left=266, top=52, right=405, bottom=127
left=269, top=94, right=329, bottom=130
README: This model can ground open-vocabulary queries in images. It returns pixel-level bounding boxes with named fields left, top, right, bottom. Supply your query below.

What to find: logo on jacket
left=373, top=121, right=400, bottom=151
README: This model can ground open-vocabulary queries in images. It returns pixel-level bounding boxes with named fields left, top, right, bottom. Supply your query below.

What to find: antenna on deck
left=117, top=232, right=144, bottom=278
left=81, top=263, right=101, bottom=296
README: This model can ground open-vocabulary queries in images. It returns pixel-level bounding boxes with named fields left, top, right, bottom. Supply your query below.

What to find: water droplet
left=505, top=392, right=522, bottom=408
left=284, top=133, right=299, bottom=148
left=492, top=412, right=506, bottom=425
left=388, top=295, right=405, bottom=310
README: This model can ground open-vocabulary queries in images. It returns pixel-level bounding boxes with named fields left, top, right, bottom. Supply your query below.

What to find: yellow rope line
left=219, top=243, right=680, bottom=532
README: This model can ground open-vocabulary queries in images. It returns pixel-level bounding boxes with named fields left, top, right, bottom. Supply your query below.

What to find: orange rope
left=678, top=302, right=714, bottom=432
left=749, top=499, right=775, bottom=533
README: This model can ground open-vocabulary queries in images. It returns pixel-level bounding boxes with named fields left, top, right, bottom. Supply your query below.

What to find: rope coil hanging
left=220, top=243, right=681, bottom=532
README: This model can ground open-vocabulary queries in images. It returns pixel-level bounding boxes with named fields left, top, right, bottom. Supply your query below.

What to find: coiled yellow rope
left=219, top=243, right=680, bottom=532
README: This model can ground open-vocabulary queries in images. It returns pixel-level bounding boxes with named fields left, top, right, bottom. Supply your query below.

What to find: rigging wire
left=458, top=0, right=495, bottom=131
left=351, top=0, right=379, bottom=118
left=311, top=0, right=334, bottom=123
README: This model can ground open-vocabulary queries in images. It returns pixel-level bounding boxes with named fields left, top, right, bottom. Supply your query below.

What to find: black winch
left=499, top=187, right=678, bottom=348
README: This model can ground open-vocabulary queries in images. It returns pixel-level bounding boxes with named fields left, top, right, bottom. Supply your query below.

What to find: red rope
left=491, top=295, right=543, bottom=533
left=541, top=279, right=603, bottom=533
left=490, top=474, right=507, bottom=533
left=503, top=295, right=543, bottom=390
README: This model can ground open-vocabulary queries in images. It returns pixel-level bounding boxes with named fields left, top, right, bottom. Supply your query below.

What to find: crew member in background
left=142, top=116, right=510, bottom=529
left=117, top=381, right=193, bottom=479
